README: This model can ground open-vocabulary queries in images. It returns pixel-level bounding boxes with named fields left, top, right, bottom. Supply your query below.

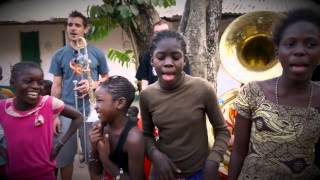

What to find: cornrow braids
left=150, top=30, right=187, bottom=56
left=100, top=75, right=136, bottom=112
left=10, top=61, right=43, bottom=85
left=273, top=8, right=320, bottom=47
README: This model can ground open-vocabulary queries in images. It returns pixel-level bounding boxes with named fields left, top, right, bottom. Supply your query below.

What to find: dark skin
left=149, top=38, right=221, bottom=180
left=89, top=86, right=144, bottom=180
left=228, top=21, right=320, bottom=179
left=10, top=67, right=83, bottom=160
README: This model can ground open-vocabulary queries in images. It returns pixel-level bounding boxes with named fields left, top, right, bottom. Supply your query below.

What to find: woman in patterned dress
left=228, top=8, right=320, bottom=180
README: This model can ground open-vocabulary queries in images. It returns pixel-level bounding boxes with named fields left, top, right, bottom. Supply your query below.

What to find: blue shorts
left=0, top=126, right=6, bottom=166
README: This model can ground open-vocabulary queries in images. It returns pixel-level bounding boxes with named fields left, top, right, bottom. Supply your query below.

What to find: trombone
left=70, top=37, right=95, bottom=163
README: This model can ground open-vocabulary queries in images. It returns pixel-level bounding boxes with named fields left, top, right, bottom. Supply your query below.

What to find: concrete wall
left=0, top=24, right=136, bottom=87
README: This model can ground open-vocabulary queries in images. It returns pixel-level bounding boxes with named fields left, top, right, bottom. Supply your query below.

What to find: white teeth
left=27, top=92, right=38, bottom=97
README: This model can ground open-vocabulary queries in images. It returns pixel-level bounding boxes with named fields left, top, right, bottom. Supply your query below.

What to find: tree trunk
left=179, top=0, right=222, bottom=92
left=121, top=5, right=160, bottom=61
left=206, top=0, right=222, bottom=91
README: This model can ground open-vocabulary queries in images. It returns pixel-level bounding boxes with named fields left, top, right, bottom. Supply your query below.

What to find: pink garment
left=0, top=95, right=64, bottom=180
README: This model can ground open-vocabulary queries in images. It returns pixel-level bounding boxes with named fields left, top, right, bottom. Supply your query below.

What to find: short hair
left=69, top=10, right=88, bottom=27
left=150, top=30, right=187, bottom=55
left=99, top=75, right=135, bottom=112
left=273, top=8, right=320, bottom=46
left=10, top=61, right=43, bottom=85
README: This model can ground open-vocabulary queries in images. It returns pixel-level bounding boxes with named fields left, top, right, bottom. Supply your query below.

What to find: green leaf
left=90, top=5, right=97, bottom=18
left=107, top=48, right=135, bottom=67
left=151, top=0, right=159, bottom=6
left=87, top=16, right=119, bottom=41
left=129, top=4, right=139, bottom=16
left=117, top=5, right=132, bottom=19
left=163, top=0, right=175, bottom=7
left=102, top=4, right=114, bottom=14
left=143, top=0, right=152, bottom=5
left=153, top=0, right=175, bottom=8
left=136, top=0, right=144, bottom=4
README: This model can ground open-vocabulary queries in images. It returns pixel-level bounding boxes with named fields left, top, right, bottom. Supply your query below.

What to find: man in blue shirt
left=50, top=10, right=109, bottom=180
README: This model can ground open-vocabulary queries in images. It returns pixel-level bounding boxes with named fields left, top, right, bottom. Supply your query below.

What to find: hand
left=53, top=117, right=62, bottom=136
left=150, top=149, right=181, bottom=180
left=74, top=79, right=89, bottom=98
left=51, top=142, right=64, bottom=160
left=89, top=123, right=104, bottom=152
left=203, top=160, right=220, bottom=180
left=97, top=133, right=111, bottom=163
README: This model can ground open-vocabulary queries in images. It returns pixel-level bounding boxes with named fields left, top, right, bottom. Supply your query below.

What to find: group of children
left=0, top=7, right=319, bottom=180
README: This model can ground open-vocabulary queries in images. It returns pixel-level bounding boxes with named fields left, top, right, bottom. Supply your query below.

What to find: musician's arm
left=51, top=75, right=62, bottom=98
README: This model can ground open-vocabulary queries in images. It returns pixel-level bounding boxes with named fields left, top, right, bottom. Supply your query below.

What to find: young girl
left=140, top=30, right=230, bottom=179
left=89, top=75, right=144, bottom=180
left=229, top=8, right=320, bottom=180
left=0, top=62, right=83, bottom=180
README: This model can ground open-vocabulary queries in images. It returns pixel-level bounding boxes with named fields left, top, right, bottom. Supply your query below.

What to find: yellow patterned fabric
left=234, top=82, right=320, bottom=180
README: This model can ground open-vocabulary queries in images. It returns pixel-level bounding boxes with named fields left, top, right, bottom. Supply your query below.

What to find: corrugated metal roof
left=222, top=0, right=318, bottom=14
left=0, top=0, right=318, bottom=23
left=0, top=0, right=103, bottom=23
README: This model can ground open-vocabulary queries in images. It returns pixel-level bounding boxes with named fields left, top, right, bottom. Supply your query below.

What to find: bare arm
left=127, top=128, right=144, bottom=180
left=52, top=104, right=83, bottom=158
left=59, top=105, right=83, bottom=144
left=97, top=135, right=124, bottom=178
left=88, top=124, right=104, bottom=176
left=51, top=75, right=62, bottom=98
left=228, top=115, right=252, bottom=180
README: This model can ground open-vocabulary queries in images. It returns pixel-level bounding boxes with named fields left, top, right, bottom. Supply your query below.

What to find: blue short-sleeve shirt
left=49, top=44, right=109, bottom=114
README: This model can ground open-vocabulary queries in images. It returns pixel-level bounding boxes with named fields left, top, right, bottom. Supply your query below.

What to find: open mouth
left=70, top=33, right=78, bottom=37
left=162, top=73, right=175, bottom=81
left=26, top=92, right=39, bottom=99
left=289, top=63, right=309, bottom=73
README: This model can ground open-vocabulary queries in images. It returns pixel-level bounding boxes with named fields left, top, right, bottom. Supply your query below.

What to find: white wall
left=0, top=24, right=136, bottom=87
left=0, top=23, right=240, bottom=96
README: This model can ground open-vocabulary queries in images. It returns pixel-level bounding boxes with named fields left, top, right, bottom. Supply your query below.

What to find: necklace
left=275, top=77, right=313, bottom=111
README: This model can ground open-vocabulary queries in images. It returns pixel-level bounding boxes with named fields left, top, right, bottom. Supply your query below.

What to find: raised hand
left=89, top=123, right=104, bottom=152
left=97, top=133, right=111, bottom=162
left=74, top=79, right=89, bottom=98
left=51, top=140, right=64, bottom=160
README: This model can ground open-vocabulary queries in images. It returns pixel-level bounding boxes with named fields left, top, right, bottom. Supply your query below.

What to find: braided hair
left=99, top=75, right=135, bottom=112
left=10, top=61, right=43, bottom=85
left=150, top=30, right=187, bottom=56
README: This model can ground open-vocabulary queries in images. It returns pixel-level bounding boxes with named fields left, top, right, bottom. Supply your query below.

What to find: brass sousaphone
left=218, top=11, right=284, bottom=176
left=220, top=11, right=283, bottom=83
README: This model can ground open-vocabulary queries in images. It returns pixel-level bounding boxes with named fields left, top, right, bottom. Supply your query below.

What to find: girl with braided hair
left=0, top=61, right=83, bottom=180
left=88, top=75, right=144, bottom=180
